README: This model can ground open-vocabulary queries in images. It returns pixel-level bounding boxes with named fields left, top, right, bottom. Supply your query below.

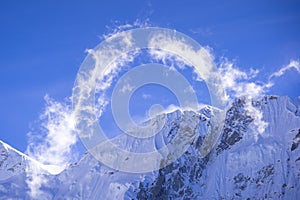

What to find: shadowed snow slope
left=0, top=96, right=300, bottom=199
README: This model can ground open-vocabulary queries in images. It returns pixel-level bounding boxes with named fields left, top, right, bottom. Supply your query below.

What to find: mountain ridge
left=0, top=95, right=299, bottom=199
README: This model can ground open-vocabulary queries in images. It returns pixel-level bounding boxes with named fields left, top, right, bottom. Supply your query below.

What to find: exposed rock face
left=216, top=98, right=253, bottom=154
left=291, top=129, right=300, bottom=151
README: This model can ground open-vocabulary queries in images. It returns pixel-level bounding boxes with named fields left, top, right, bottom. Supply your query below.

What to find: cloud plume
left=26, top=95, right=77, bottom=198
left=267, top=59, right=300, bottom=88
left=270, top=60, right=300, bottom=79
left=218, top=58, right=268, bottom=140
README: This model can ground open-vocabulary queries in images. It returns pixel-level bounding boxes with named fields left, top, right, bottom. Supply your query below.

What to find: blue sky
left=0, top=0, right=300, bottom=152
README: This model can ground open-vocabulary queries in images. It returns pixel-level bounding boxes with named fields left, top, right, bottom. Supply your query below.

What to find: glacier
left=0, top=96, right=300, bottom=199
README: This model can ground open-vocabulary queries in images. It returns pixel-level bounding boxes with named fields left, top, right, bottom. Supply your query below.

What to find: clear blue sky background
left=0, top=0, right=299, bottom=152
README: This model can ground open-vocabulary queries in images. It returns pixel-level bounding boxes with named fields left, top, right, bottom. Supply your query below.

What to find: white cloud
left=267, top=60, right=300, bottom=88
left=122, top=29, right=271, bottom=140
left=244, top=99, right=268, bottom=140
left=270, top=59, right=300, bottom=78
left=218, top=58, right=268, bottom=140
left=73, top=31, right=138, bottom=140
left=26, top=95, right=77, bottom=198
left=24, top=23, right=149, bottom=197
left=148, top=31, right=227, bottom=107
left=148, top=34, right=216, bottom=82
left=218, top=58, right=265, bottom=100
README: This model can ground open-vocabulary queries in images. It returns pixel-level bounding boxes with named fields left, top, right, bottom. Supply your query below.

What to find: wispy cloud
left=24, top=22, right=153, bottom=198
left=146, top=30, right=272, bottom=141
left=218, top=58, right=268, bottom=140
left=26, top=95, right=77, bottom=198
left=218, top=58, right=264, bottom=100
left=148, top=30, right=227, bottom=108
left=268, top=60, right=300, bottom=87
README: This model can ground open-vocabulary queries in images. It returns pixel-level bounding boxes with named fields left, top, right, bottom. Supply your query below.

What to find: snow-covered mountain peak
left=0, top=95, right=300, bottom=199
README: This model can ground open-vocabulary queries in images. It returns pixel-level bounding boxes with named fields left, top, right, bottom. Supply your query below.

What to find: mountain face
left=0, top=96, right=300, bottom=199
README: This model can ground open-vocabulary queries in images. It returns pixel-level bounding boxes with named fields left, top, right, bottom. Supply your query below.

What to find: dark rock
left=291, top=129, right=300, bottom=151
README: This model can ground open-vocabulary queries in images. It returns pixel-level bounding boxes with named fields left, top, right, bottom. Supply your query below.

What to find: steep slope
left=47, top=109, right=208, bottom=199
left=0, top=140, right=31, bottom=199
left=0, top=96, right=299, bottom=199
left=0, top=140, right=27, bottom=181
left=0, top=140, right=63, bottom=199
left=130, top=96, right=300, bottom=199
